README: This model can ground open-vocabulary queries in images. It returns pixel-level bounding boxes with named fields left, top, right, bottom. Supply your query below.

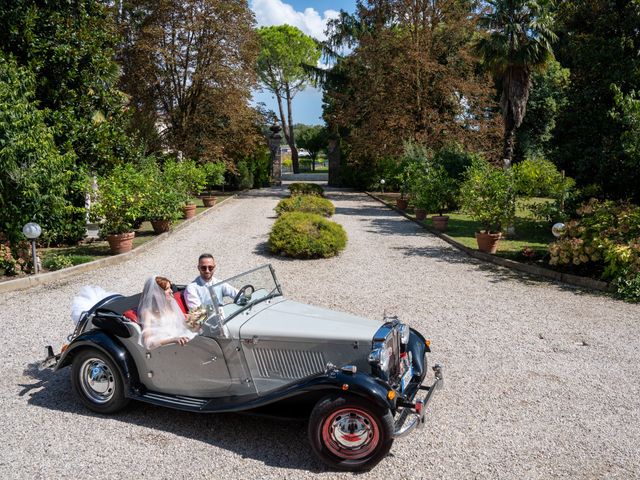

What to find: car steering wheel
left=233, top=284, right=255, bottom=306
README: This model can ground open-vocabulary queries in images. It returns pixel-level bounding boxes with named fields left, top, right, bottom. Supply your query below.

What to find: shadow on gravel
left=396, top=244, right=608, bottom=296
left=237, top=188, right=288, bottom=201
left=20, top=362, right=325, bottom=472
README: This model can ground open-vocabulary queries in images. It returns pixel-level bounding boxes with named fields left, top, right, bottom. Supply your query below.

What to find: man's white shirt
left=184, top=276, right=239, bottom=311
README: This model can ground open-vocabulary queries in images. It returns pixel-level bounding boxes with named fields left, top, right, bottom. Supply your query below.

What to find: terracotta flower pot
left=475, top=231, right=502, bottom=254
left=182, top=203, right=197, bottom=219
left=201, top=195, right=217, bottom=207
left=396, top=198, right=409, bottom=210
left=151, top=219, right=172, bottom=234
left=415, top=208, right=427, bottom=221
left=106, top=232, right=135, bottom=255
left=431, top=215, right=449, bottom=232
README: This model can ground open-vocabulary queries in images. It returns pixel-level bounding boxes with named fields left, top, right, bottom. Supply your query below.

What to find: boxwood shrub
left=269, top=212, right=347, bottom=258
left=288, top=182, right=324, bottom=197
left=275, top=195, right=335, bottom=217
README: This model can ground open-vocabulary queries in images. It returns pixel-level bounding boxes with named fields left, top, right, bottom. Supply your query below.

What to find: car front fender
left=55, top=329, right=140, bottom=395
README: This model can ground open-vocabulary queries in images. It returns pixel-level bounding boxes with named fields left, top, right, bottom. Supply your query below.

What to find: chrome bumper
left=394, top=364, right=443, bottom=438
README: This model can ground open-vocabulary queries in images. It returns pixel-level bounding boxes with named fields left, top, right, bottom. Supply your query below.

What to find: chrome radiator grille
left=252, top=348, right=326, bottom=379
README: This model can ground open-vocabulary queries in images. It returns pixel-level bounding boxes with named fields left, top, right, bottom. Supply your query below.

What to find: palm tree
left=474, top=0, right=557, bottom=169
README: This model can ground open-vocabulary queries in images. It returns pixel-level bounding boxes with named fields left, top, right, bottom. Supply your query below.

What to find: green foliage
left=275, top=196, right=335, bottom=217
left=0, top=55, right=87, bottom=246
left=163, top=158, right=207, bottom=203
left=611, top=84, right=640, bottom=160
left=0, top=0, right=143, bottom=173
left=42, top=253, right=93, bottom=271
left=202, top=162, right=227, bottom=192
left=288, top=183, right=324, bottom=197
left=91, top=164, right=146, bottom=235
left=269, top=212, right=347, bottom=258
left=42, top=254, right=74, bottom=271
left=139, top=159, right=182, bottom=222
left=433, top=143, right=485, bottom=183
left=257, top=25, right=321, bottom=94
left=515, top=59, right=570, bottom=161
left=235, top=161, right=254, bottom=190
left=248, top=147, right=271, bottom=188
left=553, top=0, right=640, bottom=202
left=296, top=125, right=328, bottom=164
left=459, top=159, right=516, bottom=233
left=513, top=158, right=573, bottom=197
left=548, top=199, right=640, bottom=301
left=613, top=269, right=640, bottom=303
left=401, top=142, right=457, bottom=215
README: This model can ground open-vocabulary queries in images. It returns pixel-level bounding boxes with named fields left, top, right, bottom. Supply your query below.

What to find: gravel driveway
left=1, top=186, right=639, bottom=479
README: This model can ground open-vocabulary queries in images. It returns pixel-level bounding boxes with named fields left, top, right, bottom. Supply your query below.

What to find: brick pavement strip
left=1, top=186, right=639, bottom=479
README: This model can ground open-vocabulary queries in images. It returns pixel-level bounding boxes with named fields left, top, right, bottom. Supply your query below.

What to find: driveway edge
left=366, top=192, right=611, bottom=293
left=0, top=195, right=236, bottom=294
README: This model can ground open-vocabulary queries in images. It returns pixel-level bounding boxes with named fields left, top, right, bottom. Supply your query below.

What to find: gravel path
left=1, top=186, right=639, bottom=479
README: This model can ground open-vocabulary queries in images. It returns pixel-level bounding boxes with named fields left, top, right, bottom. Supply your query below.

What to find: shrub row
left=289, top=182, right=324, bottom=196
left=269, top=212, right=347, bottom=258
left=269, top=183, right=346, bottom=258
left=275, top=195, right=335, bottom=217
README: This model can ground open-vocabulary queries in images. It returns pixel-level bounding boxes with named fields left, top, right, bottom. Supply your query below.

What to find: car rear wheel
left=308, top=394, right=394, bottom=471
left=71, top=349, right=129, bottom=414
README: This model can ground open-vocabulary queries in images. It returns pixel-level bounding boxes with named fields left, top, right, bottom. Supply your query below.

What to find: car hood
left=238, top=299, right=383, bottom=343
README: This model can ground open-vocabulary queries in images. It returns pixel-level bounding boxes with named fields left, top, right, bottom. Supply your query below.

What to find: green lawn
left=377, top=193, right=555, bottom=261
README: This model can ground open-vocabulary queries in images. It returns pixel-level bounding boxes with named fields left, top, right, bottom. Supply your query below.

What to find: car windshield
left=207, top=264, right=282, bottom=325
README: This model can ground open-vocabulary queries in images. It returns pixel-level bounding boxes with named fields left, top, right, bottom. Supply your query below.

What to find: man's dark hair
left=198, top=253, right=214, bottom=262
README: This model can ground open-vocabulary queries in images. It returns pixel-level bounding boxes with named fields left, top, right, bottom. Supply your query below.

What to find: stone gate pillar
left=327, top=136, right=341, bottom=187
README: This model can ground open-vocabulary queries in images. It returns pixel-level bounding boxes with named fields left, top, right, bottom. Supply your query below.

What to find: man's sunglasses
left=199, top=265, right=216, bottom=271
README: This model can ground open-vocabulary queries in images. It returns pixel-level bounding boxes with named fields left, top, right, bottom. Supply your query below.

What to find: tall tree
left=514, top=58, right=570, bottom=162
left=474, top=0, right=557, bottom=169
left=120, top=0, right=262, bottom=164
left=296, top=124, right=328, bottom=171
left=323, top=0, right=501, bottom=169
left=257, top=25, right=321, bottom=174
left=552, top=0, right=640, bottom=201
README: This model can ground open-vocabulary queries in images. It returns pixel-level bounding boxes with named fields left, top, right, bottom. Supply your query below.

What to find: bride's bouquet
left=186, top=305, right=211, bottom=329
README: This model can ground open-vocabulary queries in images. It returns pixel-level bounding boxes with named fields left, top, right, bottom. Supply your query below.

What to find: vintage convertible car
left=44, top=264, right=442, bottom=471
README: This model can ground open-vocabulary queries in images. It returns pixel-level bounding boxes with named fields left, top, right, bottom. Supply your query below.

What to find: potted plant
left=164, top=158, right=207, bottom=219
left=141, top=161, right=183, bottom=233
left=395, top=167, right=411, bottom=210
left=459, top=159, right=515, bottom=253
left=199, top=162, right=226, bottom=207
left=91, top=164, right=145, bottom=254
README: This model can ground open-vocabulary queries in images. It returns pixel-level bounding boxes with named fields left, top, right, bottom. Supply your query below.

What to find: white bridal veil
left=70, top=286, right=116, bottom=324
left=138, top=276, right=197, bottom=349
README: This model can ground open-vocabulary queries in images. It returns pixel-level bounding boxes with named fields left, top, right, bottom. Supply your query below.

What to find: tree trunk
left=285, top=85, right=299, bottom=173
left=502, top=125, right=516, bottom=170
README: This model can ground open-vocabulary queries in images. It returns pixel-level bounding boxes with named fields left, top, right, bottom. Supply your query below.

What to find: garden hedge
left=288, top=182, right=324, bottom=197
left=269, top=212, right=347, bottom=258
left=275, top=195, right=335, bottom=217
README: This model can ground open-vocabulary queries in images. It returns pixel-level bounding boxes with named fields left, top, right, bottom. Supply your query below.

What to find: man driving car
left=184, top=253, right=239, bottom=311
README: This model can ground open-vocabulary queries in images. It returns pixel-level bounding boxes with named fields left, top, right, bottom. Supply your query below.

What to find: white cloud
left=251, top=0, right=340, bottom=41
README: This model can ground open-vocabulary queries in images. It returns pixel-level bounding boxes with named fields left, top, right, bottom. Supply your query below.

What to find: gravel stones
left=1, top=186, right=639, bottom=479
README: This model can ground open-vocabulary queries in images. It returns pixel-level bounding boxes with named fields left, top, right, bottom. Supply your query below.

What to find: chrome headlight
left=399, top=323, right=410, bottom=345
left=368, top=347, right=391, bottom=372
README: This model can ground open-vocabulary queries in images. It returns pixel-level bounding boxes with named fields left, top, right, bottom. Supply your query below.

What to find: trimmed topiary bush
left=275, top=195, right=335, bottom=217
left=269, top=212, right=347, bottom=258
left=288, top=182, right=324, bottom=197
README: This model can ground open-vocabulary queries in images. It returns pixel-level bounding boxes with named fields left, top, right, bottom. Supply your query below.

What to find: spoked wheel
left=71, top=349, right=129, bottom=414
left=308, top=394, right=394, bottom=471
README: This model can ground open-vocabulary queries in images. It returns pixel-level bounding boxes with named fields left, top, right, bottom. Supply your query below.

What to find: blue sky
left=250, top=0, right=356, bottom=125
